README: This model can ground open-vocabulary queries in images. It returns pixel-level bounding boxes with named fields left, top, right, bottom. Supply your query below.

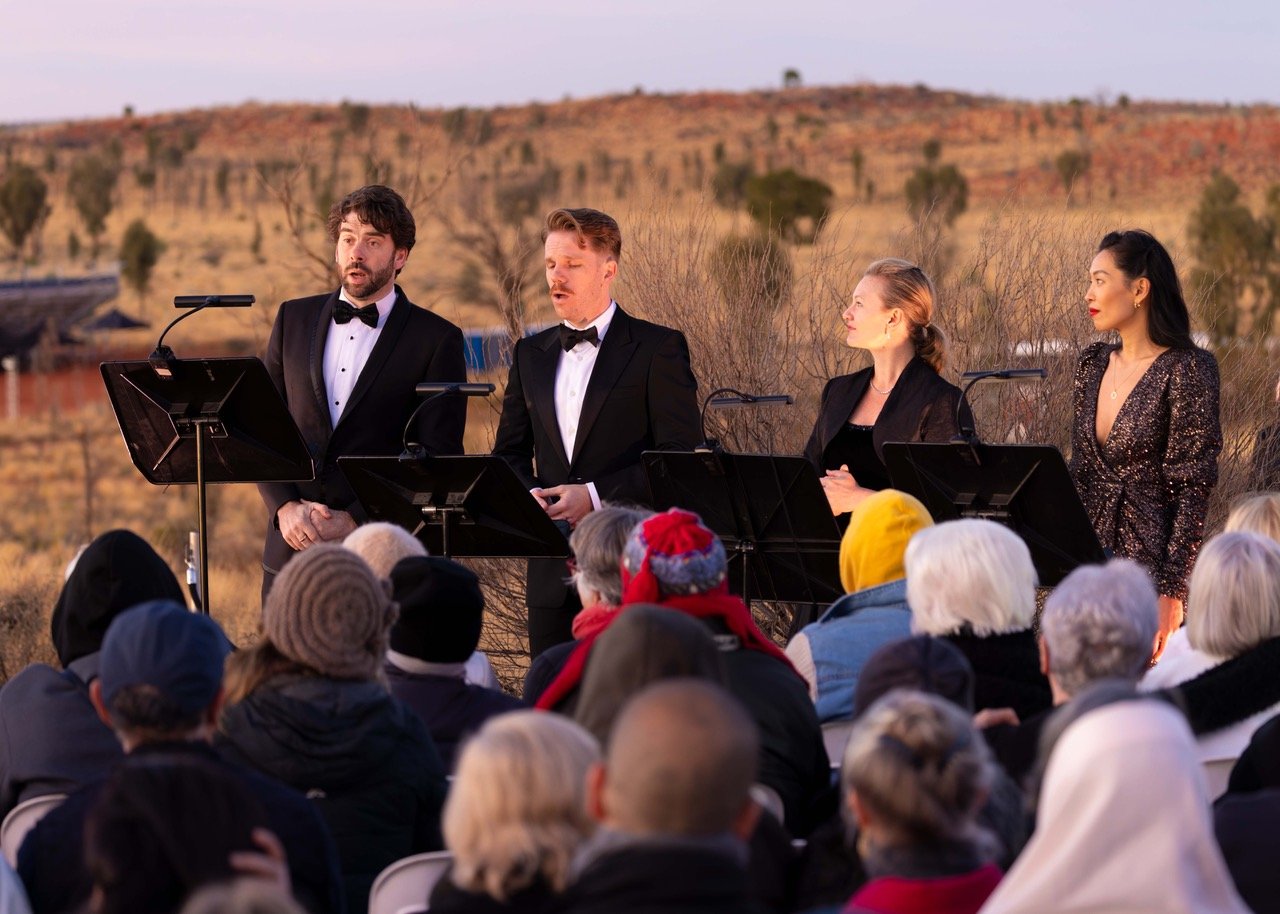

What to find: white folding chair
left=1, top=793, right=67, bottom=866
left=368, top=849, right=453, bottom=914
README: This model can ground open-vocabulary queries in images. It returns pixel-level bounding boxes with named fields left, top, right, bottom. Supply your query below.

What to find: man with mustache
left=493, top=207, right=701, bottom=656
left=257, top=185, right=466, bottom=598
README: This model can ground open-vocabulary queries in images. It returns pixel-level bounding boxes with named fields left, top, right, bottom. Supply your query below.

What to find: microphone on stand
left=697, top=387, right=794, bottom=453
left=954, top=368, right=1047, bottom=459
left=401, top=382, right=495, bottom=459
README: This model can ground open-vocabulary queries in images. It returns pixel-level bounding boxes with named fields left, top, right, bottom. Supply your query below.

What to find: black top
left=804, top=356, right=968, bottom=491
left=823, top=423, right=891, bottom=491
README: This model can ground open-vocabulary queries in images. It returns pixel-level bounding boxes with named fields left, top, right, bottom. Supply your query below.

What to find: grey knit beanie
left=263, top=544, right=396, bottom=680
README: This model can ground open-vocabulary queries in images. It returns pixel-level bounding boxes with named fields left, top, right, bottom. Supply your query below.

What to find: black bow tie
left=560, top=325, right=599, bottom=351
left=333, top=300, right=379, bottom=328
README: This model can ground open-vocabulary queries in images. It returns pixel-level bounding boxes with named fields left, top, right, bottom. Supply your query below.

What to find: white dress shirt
left=553, top=301, right=616, bottom=508
left=322, top=287, right=397, bottom=427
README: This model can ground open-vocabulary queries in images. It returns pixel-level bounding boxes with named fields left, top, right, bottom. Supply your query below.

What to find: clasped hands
left=278, top=499, right=357, bottom=552
left=820, top=464, right=872, bottom=516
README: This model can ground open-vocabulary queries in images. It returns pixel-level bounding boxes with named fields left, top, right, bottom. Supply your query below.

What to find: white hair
left=343, top=522, right=426, bottom=579
left=1187, top=531, right=1280, bottom=659
left=905, top=519, right=1038, bottom=636
left=1041, top=560, right=1158, bottom=697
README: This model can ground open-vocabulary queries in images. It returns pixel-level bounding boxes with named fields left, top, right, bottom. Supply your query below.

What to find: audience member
left=0, top=529, right=184, bottom=814
left=573, top=604, right=725, bottom=745
left=905, top=519, right=1051, bottom=719
left=560, top=680, right=763, bottom=914
left=786, top=490, right=933, bottom=722
left=537, top=509, right=833, bottom=836
left=984, top=559, right=1158, bottom=784
left=384, top=555, right=524, bottom=771
left=794, top=638, right=1022, bottom=913
left=982, top=695, right=1250, bottom=914
left=1141, top=530, right=1280, bottom=796
left=523, top=505, right=651, bottom=703
left=838, top=690, right=1001, bottom=914
left=429, top=712, right=600, bottom=914
left=83, top=756, right=277, bottom=914
left=1224, top=490, right=1280, bottom=542
left=16, top=600, right=342, bottom=914
left=344, top=521, right=499, bottom=688
left=217, top=544, right=447, bottom=914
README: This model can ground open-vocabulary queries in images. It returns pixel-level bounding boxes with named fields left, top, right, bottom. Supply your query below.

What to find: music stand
left=101, top=358, right=314, bottom=615
left=339, top=455, right=569, bottom=560
left=643, top=450, right=844, bottom=606
left=882, top=441, right=1106, bottom=587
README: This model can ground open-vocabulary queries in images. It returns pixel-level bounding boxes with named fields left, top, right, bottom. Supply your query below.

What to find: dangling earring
left=884, top=322, right=891, bottom=339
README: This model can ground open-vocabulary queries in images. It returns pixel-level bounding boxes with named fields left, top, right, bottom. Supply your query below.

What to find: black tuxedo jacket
left=803, top=356, right=967, bottom=473
left=257, top=286, right=466, bottom=572
left=492, top=306, right=701, bottom=607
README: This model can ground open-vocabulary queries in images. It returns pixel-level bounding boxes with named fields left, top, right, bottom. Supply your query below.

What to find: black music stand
left=101, top=357, right=314, bottom=615
left=643, top=450, right=843, bottom=606
left=339, top=455, right=569, bottom=560
left=882, top=441, right=1106, bottom=587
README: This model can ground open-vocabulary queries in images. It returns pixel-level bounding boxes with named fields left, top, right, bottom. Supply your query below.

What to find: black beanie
left=51, top=529, right=186, bottom=668
left=389, top=556, right=484, bottom=663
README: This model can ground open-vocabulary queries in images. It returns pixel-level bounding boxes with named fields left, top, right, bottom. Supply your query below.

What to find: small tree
left=783, top=68, right=802, bottom=89
left=850, top=148, right=865, bottom=198
left=67, top=154, right=119, bottom=259
left=0, top=162, right=51, bottom=261
left=709, top=233, right=793, bottom=315
left=744, top=168, right=833, bottom=244
left=1055, top=149, right=1091, bottom=203
left=120, top=219, right=165, bottom=300
left=1187, top=171, right=1273, bottom=342
left=711, top=160, right=754, bottom=212
left=903, top=140, right=969, bottom=277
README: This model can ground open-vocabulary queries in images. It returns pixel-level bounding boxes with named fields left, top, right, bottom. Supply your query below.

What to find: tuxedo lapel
left=572, top=308, right=639, bottom=466
left=529, top=329, right=570, bottom=470
left=310, top=292, right=338, bottom=434
left=336, top=287, right=410, bottom=430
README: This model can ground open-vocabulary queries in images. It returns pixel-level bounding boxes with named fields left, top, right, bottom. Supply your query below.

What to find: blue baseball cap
left=98, top=599, right=233, bottom=716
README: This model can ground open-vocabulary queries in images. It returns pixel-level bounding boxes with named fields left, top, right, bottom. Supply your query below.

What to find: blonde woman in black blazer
left=804, top=259, right=965, bottom=518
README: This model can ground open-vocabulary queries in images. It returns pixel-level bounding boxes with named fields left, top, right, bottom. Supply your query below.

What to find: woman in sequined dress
left=805, top=258, right=966, bottom=518
left=1070, top=230, right=1222, bottom=659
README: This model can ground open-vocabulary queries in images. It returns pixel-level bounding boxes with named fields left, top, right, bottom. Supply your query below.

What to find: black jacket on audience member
left=16, top=741, right=344, bottom=914
left=1214, top=789, right=1280, bottom=914
left=943, top=629, right=1052, bottom=721
left=216, top=675, right=447, bottom=914
left=385, top=664, right=525, bottom=772
left=0, top=529, right=185, bottom=815
left=428, top=873, right=559, bottom=914
left=560, top=842, right=764, bottom=914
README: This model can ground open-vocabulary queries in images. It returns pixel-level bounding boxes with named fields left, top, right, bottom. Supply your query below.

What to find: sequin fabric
left=1069, top=342, right=1222, bottom=601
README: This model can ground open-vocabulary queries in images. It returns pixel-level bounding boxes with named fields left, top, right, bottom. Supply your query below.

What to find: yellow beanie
left=840, top=490, right=934, bottom=593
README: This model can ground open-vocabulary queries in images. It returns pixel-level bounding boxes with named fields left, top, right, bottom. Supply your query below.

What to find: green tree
left=67, top=154, right=119, bottom=259
left=903, top=141, right=968, bottom=277
left=120, top=219, right=165, bottom=299
left=744, top=168, right=833, bottom=244
left=850, top=147, right=865, bottom=198
left=1187, top=171, right=1274, bottom=341
left=711, top=161, right=755, bottom=211
left=783, top=68, right=802, bottom=89
left=1055, top=149, right=1091, bottom=203
left=0, top=162, right=51, bottom=260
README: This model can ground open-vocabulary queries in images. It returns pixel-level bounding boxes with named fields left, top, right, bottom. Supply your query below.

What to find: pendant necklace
left=1109, top=353, right=1156, bottom=401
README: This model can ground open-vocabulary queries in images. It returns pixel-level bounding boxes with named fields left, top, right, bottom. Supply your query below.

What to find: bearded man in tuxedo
left=257, top=185, right=467, bottom=597
left=493, top=207, right=701, bottom=656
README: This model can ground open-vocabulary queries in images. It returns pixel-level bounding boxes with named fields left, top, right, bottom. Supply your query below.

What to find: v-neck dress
left=1068, top=342, right=1222, bottom=600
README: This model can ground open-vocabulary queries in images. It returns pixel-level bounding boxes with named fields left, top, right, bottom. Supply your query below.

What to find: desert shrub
left=744, top=168, right=833, bottom=244
left=0, top=162, right=50, bottom=260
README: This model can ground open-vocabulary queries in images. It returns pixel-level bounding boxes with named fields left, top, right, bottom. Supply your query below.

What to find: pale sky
left=5, top=0, right=1278, bottom=123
